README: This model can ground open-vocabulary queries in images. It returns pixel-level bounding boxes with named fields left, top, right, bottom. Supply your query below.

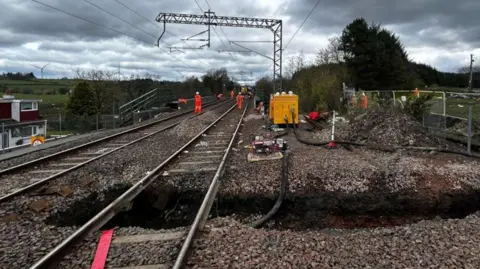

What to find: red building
left=0, top=94, right=46, bottom=149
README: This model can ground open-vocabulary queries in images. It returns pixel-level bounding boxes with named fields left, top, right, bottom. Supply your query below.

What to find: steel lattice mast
left=156, top=11, right=283, bottom=91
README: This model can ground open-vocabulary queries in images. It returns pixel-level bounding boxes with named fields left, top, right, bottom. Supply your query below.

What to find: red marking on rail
left=90, top=229, right=114, bottom=269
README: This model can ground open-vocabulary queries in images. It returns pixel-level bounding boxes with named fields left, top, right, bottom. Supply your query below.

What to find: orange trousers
left=237, top=100, right=243, bottom=109
left=194, top=104, right=202, bottom=113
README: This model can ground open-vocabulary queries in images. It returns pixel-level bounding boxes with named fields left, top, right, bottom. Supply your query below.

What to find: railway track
left=0, top=100, right=231, bottom=202
left=26, top=101, right=248, bottom=269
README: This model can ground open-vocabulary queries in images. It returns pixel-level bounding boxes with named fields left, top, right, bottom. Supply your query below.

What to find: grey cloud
left=285, top=0, right=480, bottom=50
left=0, top=0, right=475, bottom=80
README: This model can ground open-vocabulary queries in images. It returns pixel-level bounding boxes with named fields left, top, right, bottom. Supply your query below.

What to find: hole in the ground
left=46, top=183, right=480, bottom=230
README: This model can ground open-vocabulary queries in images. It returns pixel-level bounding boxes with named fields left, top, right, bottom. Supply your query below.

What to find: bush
left=403, top=93, right=434, bottom=121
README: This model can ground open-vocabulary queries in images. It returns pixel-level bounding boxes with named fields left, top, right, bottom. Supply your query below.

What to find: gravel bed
left=188, top=215, right=480, bottom=268
left=58, top=226, right=190, bottom=269
left=0, top=103, right=232, bottom=198
left=0, top=99, right=223, bottom=170
left=0, top=219, right=81, bottom=269
left=0, top=108, right=191, bottom=170
left=162, top=109, right=246, bottom=191
left=0, top=103, right=232, bottom=269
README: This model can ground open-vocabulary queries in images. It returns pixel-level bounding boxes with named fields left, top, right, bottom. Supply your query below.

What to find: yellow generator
left=269, top=92, right=299, bottom=125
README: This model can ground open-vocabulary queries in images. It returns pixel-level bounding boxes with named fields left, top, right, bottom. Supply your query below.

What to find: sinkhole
left=46, top=183, right=480, bottom=230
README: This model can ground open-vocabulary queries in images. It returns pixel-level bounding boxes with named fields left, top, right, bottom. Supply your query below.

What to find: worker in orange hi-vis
left=194, top=91, right=202, bottom=113
left=230, top=90, right=235, bottom=99
left=178, top=97, right=187, bottom=104
left=413, top=88, right=420, bottom=97
left=361, top=92, right=368, bottom=109
left=236, top=92, right=244, bottom=109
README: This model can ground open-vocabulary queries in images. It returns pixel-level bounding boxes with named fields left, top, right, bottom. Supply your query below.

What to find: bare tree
left=285, top=51, right=307, bottom=79
left=458, top=66, right=480, bottom=74
left=315, top=36, right=344, bottom=65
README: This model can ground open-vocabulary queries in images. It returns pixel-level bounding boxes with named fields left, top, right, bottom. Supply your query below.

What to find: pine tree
left=67, top=81, right=97, bottom=116
left=339, top=18, right=413, bottom=91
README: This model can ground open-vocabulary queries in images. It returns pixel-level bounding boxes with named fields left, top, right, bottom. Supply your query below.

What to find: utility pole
left=468, top=54, right=474, bottom=92
left=156, top=12, right=283, bottom=92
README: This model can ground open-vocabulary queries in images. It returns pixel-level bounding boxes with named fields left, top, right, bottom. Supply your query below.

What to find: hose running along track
left=0, top=100, right=231, bottom=202
left=28, top=101, right=248, bottom=269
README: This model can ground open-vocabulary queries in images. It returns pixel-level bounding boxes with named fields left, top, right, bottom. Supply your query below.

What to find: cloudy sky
left=1, top=0, right=478, bottom=83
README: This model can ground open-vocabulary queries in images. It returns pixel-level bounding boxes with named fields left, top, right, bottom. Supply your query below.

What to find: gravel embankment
left=187, top=215, right=480, bottom=268
left=0, top=99, right=221, bottom=170
left=0, top=104, right=230, bottom=269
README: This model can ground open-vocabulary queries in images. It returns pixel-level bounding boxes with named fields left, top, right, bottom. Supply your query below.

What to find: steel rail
left=28, top=103, right=238, bottom=269
left=173, top=101, right=249, bottom=269
left=0, top=100, right=232, bottom=203
left=0, top=99, right=225, bottom=174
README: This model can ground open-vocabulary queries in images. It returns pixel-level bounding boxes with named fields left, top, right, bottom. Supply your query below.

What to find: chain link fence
left=347, top=89, right=480, bottom=152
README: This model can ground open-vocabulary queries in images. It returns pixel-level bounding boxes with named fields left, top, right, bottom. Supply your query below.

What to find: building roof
left=0, top=95, right=42, bottom=103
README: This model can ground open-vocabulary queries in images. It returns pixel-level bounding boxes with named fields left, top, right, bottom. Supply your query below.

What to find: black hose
left=289, top=110, right=480, bottom=159
left=249, top=150, right=290, bottom=228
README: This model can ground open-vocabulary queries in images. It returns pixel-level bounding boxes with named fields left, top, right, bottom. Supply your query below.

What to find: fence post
left=1, top=122, right=4, bottom=154
left=392, top=91, right=396, bottom=106
left=59, top=113, right=62, bottom=133
left=96, top=114, right=99, bottom=130
left=467, top=106, right=472, bottom=154
left=442, top=92, right=446, bottom=116
left=44, top=120, right=48, bottom=138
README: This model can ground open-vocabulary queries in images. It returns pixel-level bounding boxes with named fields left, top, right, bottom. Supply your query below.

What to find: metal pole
left=1, top=123, right=4, bottom=154
left=468, top=54, right=474, bottom=93
left=468, top=106, right=472, bottom=154
left=44, top=120, right=47, bottom=138
left=331, top=110, right=336, bottom=142
left=96, top=114, right=99, bottom=130
left=112, top=99, right=115, bottom=129
left=59, top=113, right=62, bottom=133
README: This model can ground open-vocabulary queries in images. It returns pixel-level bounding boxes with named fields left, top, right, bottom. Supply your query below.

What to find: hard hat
left=281, top=91, right=286, bottom=95
left=362, top=92, right=365, bottom=96
left=288, top=91, right=293, bottom=95
left=196, top=91, right=199, bottom=94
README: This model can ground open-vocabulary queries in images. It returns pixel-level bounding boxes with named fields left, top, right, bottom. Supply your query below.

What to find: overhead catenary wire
left=112, top=0, right=214, bottom=69
left=266, top=0, right=321, bottom=72
left=203, top=0, right=237, bottom=59
left=31, top=0, right=197, bottom=76
left=83, top=0, right=211, bottom=73
left=194, top=0, right=238, bottom=63
left=283, top=0, right=321, bottom=50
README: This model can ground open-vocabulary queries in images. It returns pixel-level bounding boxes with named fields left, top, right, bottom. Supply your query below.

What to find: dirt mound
left=338, top=108, right=442, bottom=147
left=168, top=111, right=218, bottom=137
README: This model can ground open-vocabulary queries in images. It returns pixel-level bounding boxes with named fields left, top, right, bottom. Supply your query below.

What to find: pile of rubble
left=337, top=108, right=443, bottom=147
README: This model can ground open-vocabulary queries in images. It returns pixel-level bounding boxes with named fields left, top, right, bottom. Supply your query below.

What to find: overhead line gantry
left=155, top=11, right=283, bottom=91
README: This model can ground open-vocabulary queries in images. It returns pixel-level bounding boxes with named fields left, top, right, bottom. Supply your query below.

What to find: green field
left=0, top=79, right=75, bottom=95
left=429, top=98, right=480, bottom=121
left=14, top=93, right=69, bottom=105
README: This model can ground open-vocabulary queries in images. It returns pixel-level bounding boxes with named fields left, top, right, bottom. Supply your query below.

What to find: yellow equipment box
left=269, top=93, right=299, bottom=125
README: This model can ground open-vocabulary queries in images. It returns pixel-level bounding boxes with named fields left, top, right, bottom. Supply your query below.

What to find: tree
left=67, top=81, right=96, bottom=116
left=291, top=64, right=346, bottom=112
left=339, top=18, right=412, bottom=91
left=202, top=68, right=232, bottom=94
left=285, top=51, right=307, bottom=79
left=315, top=36, right=344, bottom=65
